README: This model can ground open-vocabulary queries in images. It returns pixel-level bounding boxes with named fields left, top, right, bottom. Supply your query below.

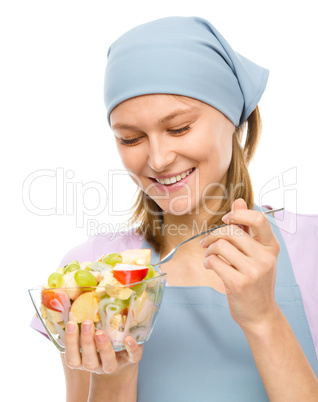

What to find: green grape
left=131, top=282, right=146, bottom=296
left=88, top=261, right=113, bottom=273
left=74, top=270, right=98, bottom=287
left=101, top=296, right=129, bottom=312
left=63, top=260, right=81, bottom=274
left=48, top=272, right=63, bottom=288
left=102, top=253, right=123, bottom=267
left=144, top=264, right=155, bottom=281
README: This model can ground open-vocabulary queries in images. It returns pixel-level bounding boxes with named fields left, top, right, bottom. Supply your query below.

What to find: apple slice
left=95, top=271, right=112, bottom=299
left=63, top=271, right=82, bottom=300
left=120, top=249, right=152, bottom=266
left=41, top=288, right=70, bottom=312
left=69, top=291, right=100, bottom=323
left=45, top=306, right=63, bottom=322
left=132, top=290, right=153, bottom=324
left=113, top=263, right=149, bottom=285
left=105, top=282, right=134, bottom=300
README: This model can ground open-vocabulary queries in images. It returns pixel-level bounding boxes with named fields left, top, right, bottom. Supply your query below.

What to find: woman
left=32, top=16, right=318, bottom=401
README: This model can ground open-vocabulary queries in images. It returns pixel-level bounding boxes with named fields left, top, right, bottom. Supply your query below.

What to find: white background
left=1, top=0, right=317, bottom=400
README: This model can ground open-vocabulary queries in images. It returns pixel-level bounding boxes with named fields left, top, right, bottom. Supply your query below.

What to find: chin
left=159, top=200, right=196, bottom=216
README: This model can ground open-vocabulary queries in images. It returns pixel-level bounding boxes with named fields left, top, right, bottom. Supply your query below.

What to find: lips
left=151, top=168, right=195, bottom=185
left=153, top=167, right=194, bottom=180
left=149, top=168, right=196, bottom=192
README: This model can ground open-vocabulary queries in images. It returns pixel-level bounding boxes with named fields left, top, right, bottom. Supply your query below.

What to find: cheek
left=218, top=134, right=233, bottom=169
left=192, top=136, right=232, bottom=168
left=207, top=130, right=233, bottom=168
left=116, top=146, right=149, bottom=190
left=117, top=146, right=145, bottom=173
left=190, top=136, right=233, bottom=190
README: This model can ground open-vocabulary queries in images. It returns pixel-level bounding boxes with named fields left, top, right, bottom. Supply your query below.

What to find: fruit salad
left=37, top=249, right=166, bottom=351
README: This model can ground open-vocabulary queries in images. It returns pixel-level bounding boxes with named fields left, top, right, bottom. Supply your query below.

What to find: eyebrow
left=111, top=107, right=199, bottom=130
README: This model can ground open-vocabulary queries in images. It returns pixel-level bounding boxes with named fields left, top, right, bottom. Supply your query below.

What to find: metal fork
left=153, top=207, right=284, bottom=266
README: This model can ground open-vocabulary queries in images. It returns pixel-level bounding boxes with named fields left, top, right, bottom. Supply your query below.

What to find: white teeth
left=155, top=168, right=194, bottom=185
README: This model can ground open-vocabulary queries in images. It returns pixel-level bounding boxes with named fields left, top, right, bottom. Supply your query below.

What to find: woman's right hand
left=64, top=320, right=143, bottom=375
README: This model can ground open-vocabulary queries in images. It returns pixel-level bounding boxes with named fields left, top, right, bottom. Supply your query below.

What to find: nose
left=147, top=135, right=176, bottom=172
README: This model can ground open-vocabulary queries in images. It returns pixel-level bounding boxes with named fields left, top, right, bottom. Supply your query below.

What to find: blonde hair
left=128, top=106, right=262, bottom=253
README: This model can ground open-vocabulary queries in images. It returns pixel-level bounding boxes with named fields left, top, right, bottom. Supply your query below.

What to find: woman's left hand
left=201, top=198, right=281, bottom=331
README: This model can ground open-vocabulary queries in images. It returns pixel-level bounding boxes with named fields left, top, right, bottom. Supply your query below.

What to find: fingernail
left=66, top=322, right=76, bottom=333
left=222, top=213, right=230, bottom=223
left=96, top=331, right=107, bottom=344
left=127, top=337, right=135, bottom=346
left=200, top=238, right=206, bottom=246
left=81, top=321, right=92, bottom=334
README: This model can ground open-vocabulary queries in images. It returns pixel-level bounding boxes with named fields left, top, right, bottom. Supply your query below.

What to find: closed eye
left=168, top=126, right=190, bottom=135
left=119, top=125, right=190, bottom=145
left=119, top=137, right=142, bottom=145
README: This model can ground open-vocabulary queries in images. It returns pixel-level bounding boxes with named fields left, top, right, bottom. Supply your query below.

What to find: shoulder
left=260, top=205, right=318, bottom=253
left=272, top=208, right=318, bottom=261
left=272, top=208, right=318, bottom=354
left=262, top=205, right=318, bottom=291
left=58, top=228, right=144, bottom=267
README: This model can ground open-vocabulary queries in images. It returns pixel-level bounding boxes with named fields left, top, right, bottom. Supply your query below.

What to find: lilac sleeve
left=274, top=209, right=318, bottom=357
left=30, top=230, right=143, bottom=338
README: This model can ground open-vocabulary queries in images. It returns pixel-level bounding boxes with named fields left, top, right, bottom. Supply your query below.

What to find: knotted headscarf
left=104, top=16, right=269, bottom=127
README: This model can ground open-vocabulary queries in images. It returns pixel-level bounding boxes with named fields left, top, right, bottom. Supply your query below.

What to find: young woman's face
left=110, top=94, right=235, bottom=216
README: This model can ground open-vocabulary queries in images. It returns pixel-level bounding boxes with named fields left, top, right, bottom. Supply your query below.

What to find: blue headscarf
left=104, top=16, right=269, bottom=127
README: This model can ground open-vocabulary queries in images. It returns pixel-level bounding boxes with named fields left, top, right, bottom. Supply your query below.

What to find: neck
left=161, top=199, right=223, bottom=253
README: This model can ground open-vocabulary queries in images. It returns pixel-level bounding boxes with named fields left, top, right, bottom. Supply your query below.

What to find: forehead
left=110, top=94, right=205, bottom=127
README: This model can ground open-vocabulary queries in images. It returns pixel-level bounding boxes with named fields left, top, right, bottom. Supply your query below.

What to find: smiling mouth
left=152, top=168, right=195, bottom=185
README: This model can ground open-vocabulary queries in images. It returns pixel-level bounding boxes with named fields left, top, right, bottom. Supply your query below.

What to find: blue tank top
left=137, top=207, right=318, bottom=401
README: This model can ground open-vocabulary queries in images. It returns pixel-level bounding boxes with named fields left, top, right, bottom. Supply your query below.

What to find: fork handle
left=153, top=207, right=284, bottom=266
left=172, top=207, right=283, bottom=241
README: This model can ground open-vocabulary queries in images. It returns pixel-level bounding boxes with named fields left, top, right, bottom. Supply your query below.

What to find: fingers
left=201, top=200, right=280, bottom=276
left=201, top=224, right=263, bottom=260
left=65, top=320, right=101, bottom=371
left=95, top=330, right=119, bottom=373
left=124, top=337, right=143, bottom=364
left=231, top=198, right=248, bottom=212
left=229, top=198, right=249, bottom=234
left=221, top=209, right=277, bottom=247
left=204, top=235, right=255, bottom=275
left=94, top=332, right=142, bottom=373
left=80, top=320, right=100, bottom=372
left=203, top=252, right=244, bottom=286
left=65, top=322, right=143, bottom=374
left=65, top=321, right=81, bottom=368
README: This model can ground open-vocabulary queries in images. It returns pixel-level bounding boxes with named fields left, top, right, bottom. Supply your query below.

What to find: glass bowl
left=29, top=273, right=167, bottom=352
